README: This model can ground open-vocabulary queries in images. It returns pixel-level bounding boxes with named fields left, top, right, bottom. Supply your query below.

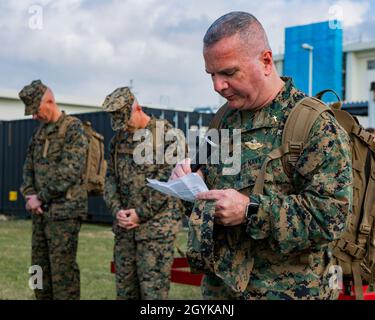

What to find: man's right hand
left=116, top=210, right=128, bottom=225
left=170, top=158, right=203, bottom=181
left=116, top=210, right=139, bottom=230
left=25, top=195, right=43, bottom=215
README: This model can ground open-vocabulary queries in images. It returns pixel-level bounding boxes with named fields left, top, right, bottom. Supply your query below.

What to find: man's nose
left=212, top=76, right=229, bottom=93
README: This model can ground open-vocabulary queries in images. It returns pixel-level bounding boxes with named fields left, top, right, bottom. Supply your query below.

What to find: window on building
left=368, top=60, right=375, bottom=70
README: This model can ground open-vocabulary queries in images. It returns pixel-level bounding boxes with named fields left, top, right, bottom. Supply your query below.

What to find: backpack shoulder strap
left=281, top=96, right=333, bottom=177
left=57, top=115, right=78, bottom=138
left=253, top=97, right=333, bottom=195
left=208, top=103, right=230, bottom=130
left=113, top=130, right=123, bottom=178
left=40, top=115, right=77, bottom=158
left=33, top=124, right=48, bottom=157
left=34, top=123, right=44, bottom=139
left=349, top=120, right=375, bottom=153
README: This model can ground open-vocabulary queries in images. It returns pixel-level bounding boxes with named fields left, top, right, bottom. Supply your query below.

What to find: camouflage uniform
left=189, top=77, right=353, bottom=300
left=103, top=87, right=182, bottom=300
left=20, top=80, right=88, bottom=300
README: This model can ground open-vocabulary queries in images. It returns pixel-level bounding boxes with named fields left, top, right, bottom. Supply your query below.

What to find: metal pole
left=309, top=49, right=313, bottom=97
left=174, top=111, right=178, bottom=129
left=185, top=113, right=189, bottom=135
left=302, top=43, right=314, bottom=97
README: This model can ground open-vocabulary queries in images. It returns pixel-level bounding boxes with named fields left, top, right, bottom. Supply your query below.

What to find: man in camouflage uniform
left=170, top=12, right=353, bottom=300
left=103, top=87, right=182, bottom=300
left=19, top=80, right=88, bottom=300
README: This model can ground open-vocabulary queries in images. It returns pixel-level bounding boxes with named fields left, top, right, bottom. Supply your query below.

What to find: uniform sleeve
left=247, top=112, right=353, bottom=255
left=20, top=133, right=37, bottom=198
left=136, top=162, right=175, bottom=223
left=137, top=121, right=186, bottom=222
left=37, top=121, right=88, bottom=204
left=104, top=136, right=123, bottom=217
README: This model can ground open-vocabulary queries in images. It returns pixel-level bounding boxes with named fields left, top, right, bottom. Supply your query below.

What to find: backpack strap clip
left=336, top=239, right=366, bottom=259
left=359, top=224, right=371, bottom=235
left=352, top=125, right=375, bottom=152
left=285, top=141, right=304, bottom=170
left=289, top=141, right=304, bottom=151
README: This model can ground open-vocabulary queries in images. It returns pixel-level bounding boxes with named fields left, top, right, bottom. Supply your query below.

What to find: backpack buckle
left=355, top=247, right=366, bottom=259
left=359, top=224, right=371, bottom=235
left=288, top=142, right=303, bottom=153
left=353, top=126, right=363, bottom=137
left=338, top=239, right=366, bottom=259
left=354, top=126, right=374, bottom=145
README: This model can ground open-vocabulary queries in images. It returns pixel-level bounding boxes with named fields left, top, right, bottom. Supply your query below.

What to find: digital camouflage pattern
left=21, top=112, right=89, bottom=218
left=104, top=117, right=183, bottom=299
left=102, top=86, right=135, bottom=131
left=18, top=80, right=47, bottom=115
left=31, top=215, right=81, bottom=300
left=113, top=226, right=175, bottom=299
left=188, top=77, right=353, bottom=300
left=20, top=111, right=88, bottom=300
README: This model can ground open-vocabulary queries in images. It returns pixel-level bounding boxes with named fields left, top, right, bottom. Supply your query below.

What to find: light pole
left=301, top=43, right=314, bottom=96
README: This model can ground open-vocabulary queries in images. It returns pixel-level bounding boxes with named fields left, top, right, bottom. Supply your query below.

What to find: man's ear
left=262, top=50, right=273, bottom=76
left=134, top=102, right=142, bottom=112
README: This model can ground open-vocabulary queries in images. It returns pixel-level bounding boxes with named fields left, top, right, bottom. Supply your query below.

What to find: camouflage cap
left=102, top=87, right=135, bottom=131
left=18, top=80, right=48, bottom=116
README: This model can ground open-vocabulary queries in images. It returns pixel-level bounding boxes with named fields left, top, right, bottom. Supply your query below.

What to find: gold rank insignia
left=244, top=139, right=263, bottom=150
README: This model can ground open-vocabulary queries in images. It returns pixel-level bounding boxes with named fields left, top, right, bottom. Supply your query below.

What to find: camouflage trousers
left=114, top=227, right=175, bottom=300
left=201, top=273, right=340, bottom=300
left=31, top=214, right=81, bottom=300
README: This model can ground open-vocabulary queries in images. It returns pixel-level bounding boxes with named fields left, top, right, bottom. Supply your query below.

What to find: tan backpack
left=40, top=115, right=107, bottom=196
left=272, top=91, right=375, bottom=300
left=81, top=120, right=107, bottom=195
left=208, top=90, right=375, bottom=299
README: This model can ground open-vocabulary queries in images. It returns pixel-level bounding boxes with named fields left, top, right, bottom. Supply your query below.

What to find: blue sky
left=0, top=0, right=374, bottom=110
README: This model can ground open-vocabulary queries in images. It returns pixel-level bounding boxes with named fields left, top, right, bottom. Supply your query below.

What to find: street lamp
left=301, top=43, right=314, bottom=96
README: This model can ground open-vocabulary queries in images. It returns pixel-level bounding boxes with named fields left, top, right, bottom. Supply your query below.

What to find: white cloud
left=0, top=0, right=373, bottom=110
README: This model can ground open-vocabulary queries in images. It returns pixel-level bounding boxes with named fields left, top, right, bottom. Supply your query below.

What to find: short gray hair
left=203, top=11, right=270, bottom=51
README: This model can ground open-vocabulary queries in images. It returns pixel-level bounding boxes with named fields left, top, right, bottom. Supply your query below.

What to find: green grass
left=0, top=218, right=201, bottom=300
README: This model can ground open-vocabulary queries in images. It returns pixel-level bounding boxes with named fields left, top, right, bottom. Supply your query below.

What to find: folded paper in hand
left=146, top=173, right=208, bottom=202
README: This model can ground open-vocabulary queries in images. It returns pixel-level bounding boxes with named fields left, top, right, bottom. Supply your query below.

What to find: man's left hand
left=196, top=189, right=250, bottom=226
